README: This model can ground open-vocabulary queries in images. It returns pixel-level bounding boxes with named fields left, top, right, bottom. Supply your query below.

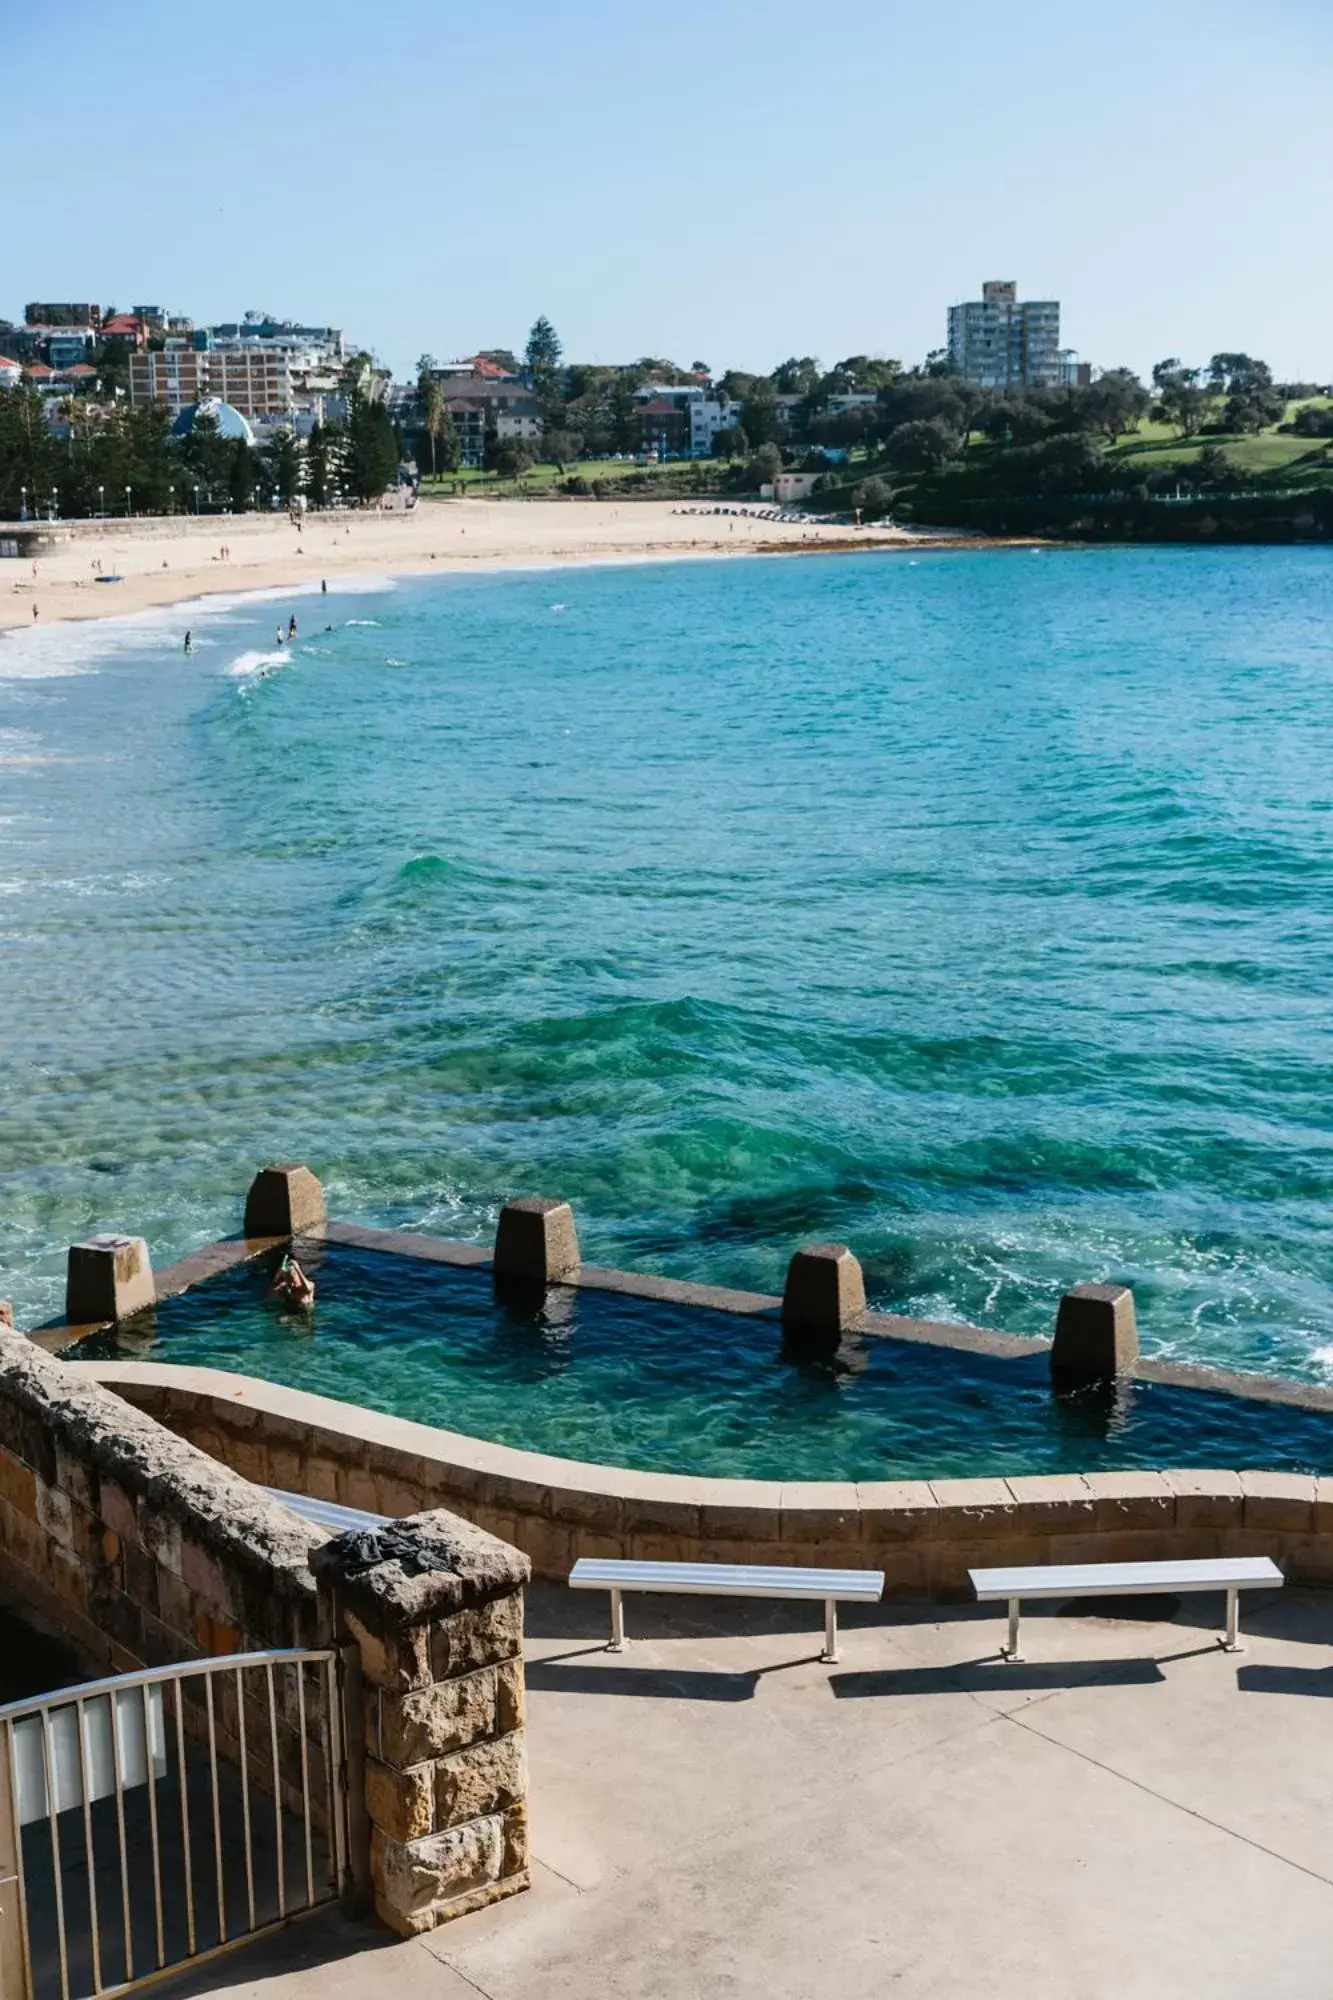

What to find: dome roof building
left=170, top=397, right=256, bottom=446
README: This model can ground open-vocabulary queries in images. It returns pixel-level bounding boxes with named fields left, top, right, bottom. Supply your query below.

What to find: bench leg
left=1221, top=1587, right=1242, bottom=1653
left=1002, top=1597, right=1024, bottom=1664
left=822, top=1600, right=838, bottom=1665
left=608, top=1588, right=625, bottom=1653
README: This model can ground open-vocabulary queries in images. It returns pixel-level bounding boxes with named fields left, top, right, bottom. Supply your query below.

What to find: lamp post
left=193, top=484, right=200, bottom=515
left=19, top=485, right=26, bottom=522
left=125, top=486, right=132, bottom=517
left=98, top=484, right=105, bottom=518
left=51, top=488, right=59, bottom=521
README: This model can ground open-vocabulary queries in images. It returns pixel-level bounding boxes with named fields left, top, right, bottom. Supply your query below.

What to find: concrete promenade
left=154, top=1581, right=1333, bottom=2000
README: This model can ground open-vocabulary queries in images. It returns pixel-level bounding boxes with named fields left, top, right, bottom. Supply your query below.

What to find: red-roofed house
left=23, top=362, right=53, bottom=380
left=0, top=356, right=22, bottom=390
left=100, top=313, right=151, bottom=347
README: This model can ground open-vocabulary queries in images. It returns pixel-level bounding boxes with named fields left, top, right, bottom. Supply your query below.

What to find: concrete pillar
left=1051, top=1283, right=1139, bottom=1378
left=492, top=1199, right=580, bottom=1283
left=781, top=1243, right=867, bottom=1335
left=65, top=1235, right=155, bottom=1324
left=311, top=1509, right=531, bottom=1936
left=244, top=1162, right=326, bottom=1239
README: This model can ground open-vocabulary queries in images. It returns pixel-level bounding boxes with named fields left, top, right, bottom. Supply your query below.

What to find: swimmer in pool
left=271, top=1256, right=315, bottom=1308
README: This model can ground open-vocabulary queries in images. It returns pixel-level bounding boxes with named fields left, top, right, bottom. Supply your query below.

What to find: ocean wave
left=228, top=648, right=287, bottom=679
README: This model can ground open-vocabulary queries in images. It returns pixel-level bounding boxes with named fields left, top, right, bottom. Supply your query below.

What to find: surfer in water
left=276, top=626, right=285, bottom=646
left=288, top=614, right=298, bottom=639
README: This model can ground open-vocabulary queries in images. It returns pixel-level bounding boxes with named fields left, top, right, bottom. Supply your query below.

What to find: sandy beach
left=0, top=497, right=978, bottom=634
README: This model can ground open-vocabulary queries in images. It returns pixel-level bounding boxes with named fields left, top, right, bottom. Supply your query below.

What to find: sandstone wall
left=85, top=1361, right=1333, bottom=1595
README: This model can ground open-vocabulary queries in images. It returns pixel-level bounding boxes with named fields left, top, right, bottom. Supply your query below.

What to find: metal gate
left=0, top=1648, right=354, bottom=2000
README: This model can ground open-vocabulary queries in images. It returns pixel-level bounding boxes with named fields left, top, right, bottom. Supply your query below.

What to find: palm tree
left=417, top=354, right=445, bottom=479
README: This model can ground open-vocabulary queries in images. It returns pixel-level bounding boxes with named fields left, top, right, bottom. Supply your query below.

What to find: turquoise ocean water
left=4, top=545, right=1333, bottom=1394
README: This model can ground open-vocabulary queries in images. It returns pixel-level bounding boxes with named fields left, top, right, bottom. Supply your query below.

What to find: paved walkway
left=156, top=1581, right=1333, bottom=2000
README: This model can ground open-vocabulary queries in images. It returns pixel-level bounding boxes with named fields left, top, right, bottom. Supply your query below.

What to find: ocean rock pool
left=77, top=1240, right=1333, bottom=1482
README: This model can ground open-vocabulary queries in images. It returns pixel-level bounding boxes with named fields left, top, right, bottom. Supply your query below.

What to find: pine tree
left=525, top=316, right=562, bottom=375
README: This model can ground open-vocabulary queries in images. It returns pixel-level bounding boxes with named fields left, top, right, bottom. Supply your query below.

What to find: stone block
left=243, top=1163, right=326, bottom=1238
left=434, top=1731, right=526, bottom=1829
left=696, top=1479, right=785, bottom=1542
left=370, top=1818, right=505, bottom=1935
left=1080, top=1470, right=1174, bottom=1531
left=53, top=1444, right=96, bottom=1516
left=365, top=1755, right=436, bottom=1844
left=1238, top=1470, right=1316, bottom=1535
left=0, top=1451, right=37, bottom=1521
left=35, top=1479, right=74, bottom=1548
left=429, top=1594, right=523, bottom=1680
left=1315, top=1479, right=1333, bottom=1534
left=855, top=1481, right=938, bottom=1542
left=180, top=1538, right=235, bottom=1617
left=376, top=1669, right=498, bottom=1765
left=928, top=1478, right=1019, bottom=1539
left=496, top=1658, right=524, bottom=1736
left=99, top=1478, right=138, bottom=1541
left=781, top=1243, right=866, bottom=1334
left=139, top=1507, right=182, bottom=1575
left=1050, top=1283, right=1138, bottom=1377
left=492, top=1198, right=580, bottom=1282
left=66, top=1235, right=155, bottom=1325
left=1161, top=1469, right=1244, bottom=1531
left=779, top=1482, right=860, bottom=1542
left=501, top=1799, right=529, bottom=1878
left=345, top=1608, right=432, bottom=1693
left=1003, top=1474, right=1096, bottom=1534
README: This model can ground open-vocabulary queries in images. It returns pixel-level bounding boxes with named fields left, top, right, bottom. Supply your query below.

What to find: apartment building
left=129, top=318, right=348, bottom=423
left=947, top=281, right=1062, bottom=391
left=632, top=383, right=740, bottom=457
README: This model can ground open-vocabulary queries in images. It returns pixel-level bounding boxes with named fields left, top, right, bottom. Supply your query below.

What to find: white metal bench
left=970, top=1556, right=1283, bottom=1662
left=569, top=1557, right=884, bottom=1663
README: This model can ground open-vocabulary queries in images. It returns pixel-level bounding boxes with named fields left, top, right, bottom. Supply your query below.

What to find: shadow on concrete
left=527, top=1659, right=768, bottom=1702
left=829, top=1657, right=1166, bottom=1699
left=1237, top=1663, right=1333, bottom=1699
left=139, top=1911, right=395, bottom=1998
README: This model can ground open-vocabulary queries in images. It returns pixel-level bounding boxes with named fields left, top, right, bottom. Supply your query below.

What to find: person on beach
left=271, top=1256, right=315, bottom=1308
left=32, top=603, right=38, bottom=620
left=321, top=578, right=327, bottom=593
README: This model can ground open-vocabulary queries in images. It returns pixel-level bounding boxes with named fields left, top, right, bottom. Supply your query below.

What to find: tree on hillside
left=1152, top=361, right=1208, bottom=437
left=228, top=438, right=257, bottom=512
left=1208, top=353, right=1273, bottom=396
left=543, top=428, right=583, bottom=473
left=491, top=440, right=535, bottom=478
left=1223, top=386, right=1283, bottom=433
left=711, top=425, right=747, bottom=459
left=747, top=442, right=783, bottom=488
left=1080, top=368, right=1149, bottom=442
left=742, top=382, right=782, bottom=448
left=264, top=427, right=303, bottom=506
left=770, top=356, right=821, bottom=396
left=417, top=355, right=446, bottom=477
left=883, top=418, right=962, bottom=473
left=476, top=349, right=520, bottom=374
left=1192, top=443, right=1233, bottom=488
left=344, top=392, right=399, bottom=501
left=435, top=413, right=462, bottom=473
left=525, top=316, right=563, bottom=375
left=0, top=384, right=57, bottom=516
left=306, top=420, right=343, bottom=507
left=855, top=476, right=893, bottom=520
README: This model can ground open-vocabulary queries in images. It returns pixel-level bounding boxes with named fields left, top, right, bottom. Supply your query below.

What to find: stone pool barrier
left=24, top=1164, right=1333, bottom=1598
left=0, top=1327, right=533, bottom=1936
left=75, top=1357, right=1333, bottom=1595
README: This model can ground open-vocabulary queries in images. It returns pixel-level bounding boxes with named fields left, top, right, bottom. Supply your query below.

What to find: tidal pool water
left=4, top=544, right=1333, bottom=1413
left=83, top=1242, right=1333, bottom=1480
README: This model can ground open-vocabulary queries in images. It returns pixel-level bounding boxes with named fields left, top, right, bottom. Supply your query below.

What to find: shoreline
left=0, top=498, right=1034, bottom=636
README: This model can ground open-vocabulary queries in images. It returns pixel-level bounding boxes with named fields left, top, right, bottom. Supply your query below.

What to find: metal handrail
left=0, top=1651, right=338, bottom=1725
left=0, top=1646, right=349, bottom=2000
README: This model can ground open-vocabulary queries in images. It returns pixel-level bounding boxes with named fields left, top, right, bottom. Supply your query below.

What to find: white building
left=632, top=383, right=740, bottom=457
left=947, top=281, right=1062, bottom=391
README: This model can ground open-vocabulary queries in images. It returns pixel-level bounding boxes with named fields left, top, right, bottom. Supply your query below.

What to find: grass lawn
left=417, top=456, right=742, bottom=499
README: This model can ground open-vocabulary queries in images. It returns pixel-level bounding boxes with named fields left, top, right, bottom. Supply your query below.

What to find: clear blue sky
left=4, top=0, right=1331, bottom=383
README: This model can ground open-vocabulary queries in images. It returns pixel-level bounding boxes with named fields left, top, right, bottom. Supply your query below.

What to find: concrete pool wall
left=31, top=1167, right=1333, bottom=1595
